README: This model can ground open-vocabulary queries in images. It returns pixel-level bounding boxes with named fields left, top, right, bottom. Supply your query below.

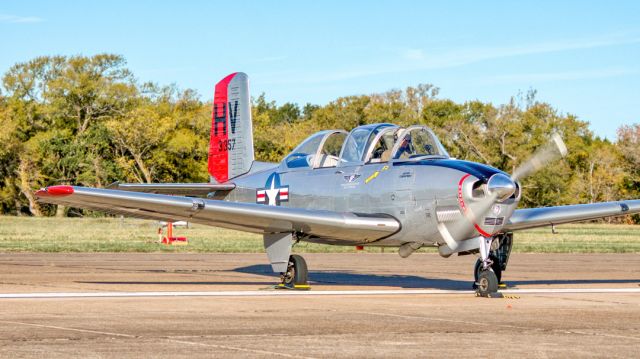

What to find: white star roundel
left=256, top=172, right=289, bottom=206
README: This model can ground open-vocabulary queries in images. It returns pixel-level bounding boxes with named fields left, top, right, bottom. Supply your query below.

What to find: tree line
left=1, top=54, right=639, bottom=219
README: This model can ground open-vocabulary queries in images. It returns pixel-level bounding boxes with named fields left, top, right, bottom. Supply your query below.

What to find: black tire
left=283, top=254, right=308, bottom=286
left=473, top=255, right=502, bottom=285
left=476, top=270, right=499, bottom=297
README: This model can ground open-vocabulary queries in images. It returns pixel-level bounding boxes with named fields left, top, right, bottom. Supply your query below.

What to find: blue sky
left=1, top=1, right=639, bottom=140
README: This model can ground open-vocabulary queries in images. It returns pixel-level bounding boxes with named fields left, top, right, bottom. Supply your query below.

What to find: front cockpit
left=340, top=123, right=398, bottom=165
left=281, top=123, right=449, bottom=170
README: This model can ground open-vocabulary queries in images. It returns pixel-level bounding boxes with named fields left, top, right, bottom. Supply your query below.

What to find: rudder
left=208, top=72, right=254, bottom=183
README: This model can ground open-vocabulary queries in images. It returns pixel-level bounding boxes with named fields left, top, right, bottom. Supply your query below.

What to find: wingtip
left=35, top=185, right=74, bottom=197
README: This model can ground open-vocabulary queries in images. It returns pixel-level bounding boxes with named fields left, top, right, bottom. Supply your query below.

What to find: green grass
left=513, top=223, right=640, bottom=253
left=0, top=216, right=368, bottom=253
left=0, top=216, right=639, bottom=253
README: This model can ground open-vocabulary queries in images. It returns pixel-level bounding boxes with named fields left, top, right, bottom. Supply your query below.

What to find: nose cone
left=487, top=174, right=516, bottom=202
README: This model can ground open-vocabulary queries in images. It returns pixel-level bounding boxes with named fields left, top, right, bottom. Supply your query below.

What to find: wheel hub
left=282, top=263, right=295, bottom=284
left=478, top=277, right=489, bottom=292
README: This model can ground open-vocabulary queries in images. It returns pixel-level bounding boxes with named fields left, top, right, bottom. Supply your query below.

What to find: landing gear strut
left=280, top=254, right=309, bottom=289
left=473, top=233, right=513, bottom=297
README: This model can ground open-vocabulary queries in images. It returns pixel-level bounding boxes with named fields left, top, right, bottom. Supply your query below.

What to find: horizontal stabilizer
left=107, top=182, right=235, bottom=196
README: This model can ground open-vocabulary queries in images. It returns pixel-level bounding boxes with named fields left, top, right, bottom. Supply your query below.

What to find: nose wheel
left=279, top=254, right=310, bottom=290
left=473, top=254, right=502, bottom=286
left=476, top=270, right=499, bottom=297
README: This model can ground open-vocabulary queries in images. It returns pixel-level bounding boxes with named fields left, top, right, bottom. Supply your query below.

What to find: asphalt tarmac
left=0, top=252, right=639, bottom=358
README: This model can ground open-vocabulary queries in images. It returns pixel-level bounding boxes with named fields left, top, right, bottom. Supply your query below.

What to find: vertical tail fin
left=208, top=72, right=254, bottom=183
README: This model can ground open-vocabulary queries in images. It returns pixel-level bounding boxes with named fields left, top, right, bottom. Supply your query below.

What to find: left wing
left=36, top=186, right=400, bottom=243
left=504, top=199, right=640, bottom=231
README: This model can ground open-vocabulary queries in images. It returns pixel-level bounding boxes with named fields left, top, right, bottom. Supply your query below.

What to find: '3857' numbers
left=218, top=138, right=236, bottom=152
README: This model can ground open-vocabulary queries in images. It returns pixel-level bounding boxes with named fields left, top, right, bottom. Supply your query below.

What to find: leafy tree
left=0, top=54, right=638, bottom=219
left=617, top=124, right=640, bottom=197
left=0, top=55, right=138, bottom=215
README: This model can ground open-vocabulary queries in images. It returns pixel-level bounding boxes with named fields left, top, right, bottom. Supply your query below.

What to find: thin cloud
left=246, top=55, right=288, bottom=64
left=432, top=33, right=640, bottom=69
left=484, top=68, right=640, bottom=85
left=0, top=14, right=44, bottom=23
left=258, top=32, right=640, bottom=85
left=403, top=48, right=425, bottom=60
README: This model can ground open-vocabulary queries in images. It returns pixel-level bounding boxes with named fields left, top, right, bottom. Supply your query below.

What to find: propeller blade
left=511, top=133, right=567, bottom=182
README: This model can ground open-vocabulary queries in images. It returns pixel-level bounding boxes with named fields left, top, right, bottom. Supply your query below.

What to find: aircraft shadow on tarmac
left=76, top=265, right=638, bottom=290
left=233, top=265, right=639, bottom=289
left=75, top=265, right=469, bottom=289
left=234, top=264, right=471, bottom=289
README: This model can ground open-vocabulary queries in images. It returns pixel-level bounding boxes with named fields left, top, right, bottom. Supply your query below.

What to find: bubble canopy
left=282, top=124, right=449, bottom=169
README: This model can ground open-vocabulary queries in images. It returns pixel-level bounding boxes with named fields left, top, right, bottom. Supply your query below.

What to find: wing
left=504, top=199, right=640, bottom=231
left=36, top=186, right=400, bottom=242
left=107, top=182, right=235, bottom=196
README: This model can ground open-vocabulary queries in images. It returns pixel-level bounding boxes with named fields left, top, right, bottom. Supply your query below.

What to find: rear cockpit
left=283, top=130, right=348, bottom=169
left=281, top=123, right=449, bottom=170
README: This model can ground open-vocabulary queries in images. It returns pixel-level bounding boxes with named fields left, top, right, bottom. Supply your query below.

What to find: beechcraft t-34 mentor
left=36, top=72, right=640, bottom=296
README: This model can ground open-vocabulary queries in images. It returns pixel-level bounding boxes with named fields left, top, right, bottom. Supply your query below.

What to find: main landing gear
left=473, top=233, right=513, bottom=297
left=264, top=232, right=311, bottom=290
left=279, top=254, right=310, bottom=290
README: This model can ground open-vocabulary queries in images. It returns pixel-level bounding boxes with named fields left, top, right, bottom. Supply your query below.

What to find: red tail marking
left=208, top=72, right=238, bottom=183
left=35, top=185, right=74, bottom=197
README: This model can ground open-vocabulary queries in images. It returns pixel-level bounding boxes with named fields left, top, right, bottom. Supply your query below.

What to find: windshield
left=340, top=128, right=370, bottom=163
left=393, top=127, right=449, bottom=160
left=340, top=124, right=396, bottom=164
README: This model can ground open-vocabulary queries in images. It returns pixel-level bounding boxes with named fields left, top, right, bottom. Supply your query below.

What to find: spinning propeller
left=441, top=133, right=569, bottom=244
left=485, top=133, right=568, bottom=207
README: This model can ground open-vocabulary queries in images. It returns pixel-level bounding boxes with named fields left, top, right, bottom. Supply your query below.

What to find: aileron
left=108, top=182, right=235, bottom=196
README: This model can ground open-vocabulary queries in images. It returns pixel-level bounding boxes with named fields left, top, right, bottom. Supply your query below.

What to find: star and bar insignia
left=256, top=172, right=289, bottom=206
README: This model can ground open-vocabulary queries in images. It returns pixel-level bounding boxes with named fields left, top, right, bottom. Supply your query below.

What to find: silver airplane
left=36, top=72, right=640, bottom=297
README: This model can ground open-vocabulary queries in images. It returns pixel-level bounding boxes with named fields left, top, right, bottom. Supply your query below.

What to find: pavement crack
left=350, top=311, right=640, bottom=341
left=0, top=319, right=316, bottom=359
left=0, top=320, right=139, bottom=338
left=533, top=294, right=638, bottom=306
left=162, top=338, right=317, bottom=359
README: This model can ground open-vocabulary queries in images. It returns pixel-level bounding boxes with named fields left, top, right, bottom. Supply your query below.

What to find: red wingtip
left=36, top=185, right=74, bottom=197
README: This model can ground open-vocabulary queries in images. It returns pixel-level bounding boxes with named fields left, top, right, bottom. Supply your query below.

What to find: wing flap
left=504, top=199, right=640, bottom=231
left=36, top=186, right=400, bottom=241
left=107, top=182, right=235, bottom=196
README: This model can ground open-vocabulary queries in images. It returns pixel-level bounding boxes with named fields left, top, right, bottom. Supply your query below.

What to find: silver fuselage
left=223, top=158, right=518, bottom=247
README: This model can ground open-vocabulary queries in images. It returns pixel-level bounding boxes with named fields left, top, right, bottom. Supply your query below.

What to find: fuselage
left=224, top=158, right=518, bottom=247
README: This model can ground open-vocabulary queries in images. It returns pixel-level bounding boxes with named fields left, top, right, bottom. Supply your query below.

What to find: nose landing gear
left=474, top=254, right=502, bottom=286
left=473, top=233, right=513, bottom=297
